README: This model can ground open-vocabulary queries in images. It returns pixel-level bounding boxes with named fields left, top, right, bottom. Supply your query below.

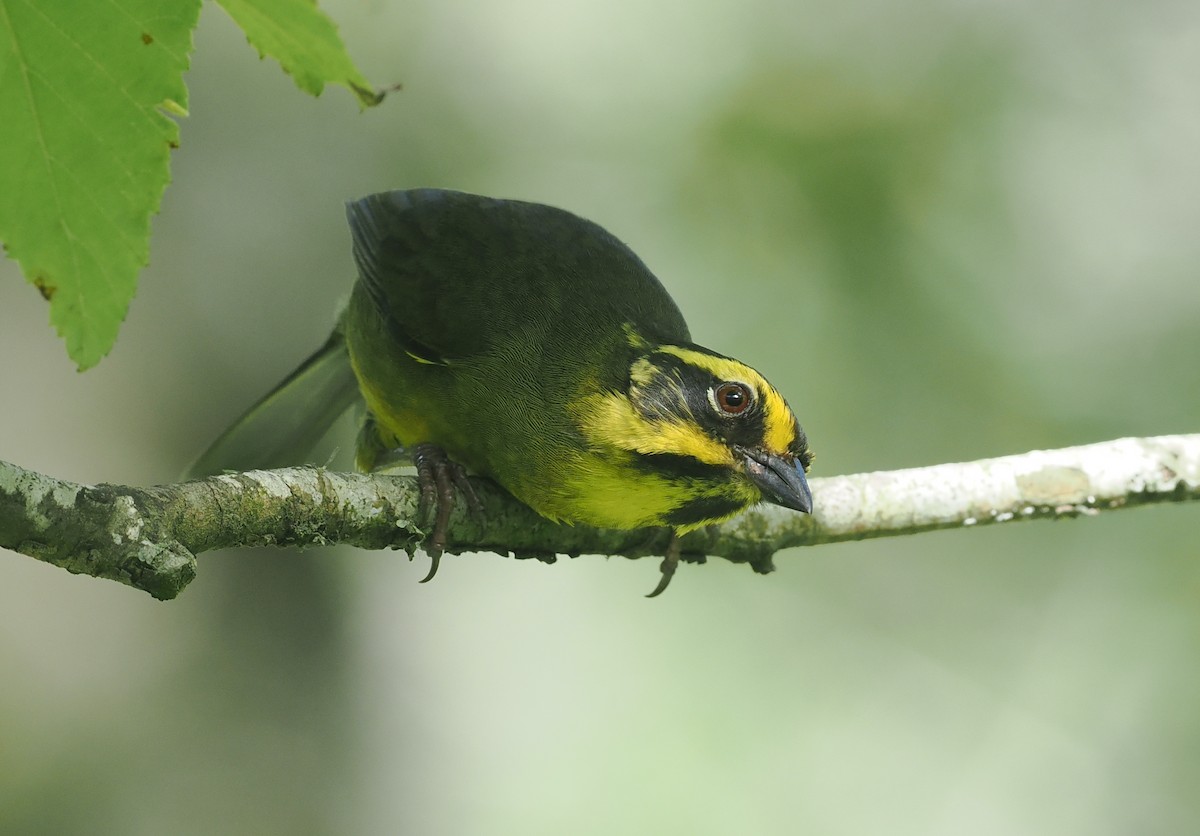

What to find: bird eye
left=712, top=382, right=752, bottom=416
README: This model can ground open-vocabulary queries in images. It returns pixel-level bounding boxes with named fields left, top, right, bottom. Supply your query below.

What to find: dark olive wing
left=345, top=189, right=690, bottom=364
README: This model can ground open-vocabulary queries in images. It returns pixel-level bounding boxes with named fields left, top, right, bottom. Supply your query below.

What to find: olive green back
left=346, top=189, right=691, bottom=391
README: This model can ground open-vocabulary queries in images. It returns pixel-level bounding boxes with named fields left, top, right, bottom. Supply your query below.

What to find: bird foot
left=413, top=442, right=483, bottom=582
left=645, top=531, right=683, bottom=598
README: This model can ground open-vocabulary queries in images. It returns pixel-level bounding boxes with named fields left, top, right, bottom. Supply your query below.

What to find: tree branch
left=2, top=434, right=1196, bottom=599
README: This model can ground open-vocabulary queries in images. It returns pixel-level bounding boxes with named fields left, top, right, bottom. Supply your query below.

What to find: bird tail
left=184, top=331, right=362, bottom=479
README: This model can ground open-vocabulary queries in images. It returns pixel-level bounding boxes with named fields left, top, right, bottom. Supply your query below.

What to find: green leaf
left=1, top=0, right=380, bottom=368
left=216, top=0, right=383, bottom=107
left=0, top=0, right=201, bottom=369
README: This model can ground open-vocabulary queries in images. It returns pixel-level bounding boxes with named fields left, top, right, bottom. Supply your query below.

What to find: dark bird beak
left=740, top=447, right=814, bottom=514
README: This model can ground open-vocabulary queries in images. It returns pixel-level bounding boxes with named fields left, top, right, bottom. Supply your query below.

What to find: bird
left=188, top=189, right=813, bottom=594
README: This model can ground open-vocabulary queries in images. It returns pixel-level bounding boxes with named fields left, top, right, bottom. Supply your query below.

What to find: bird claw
left=413, top=442, right=481, bottom=582
left=419, top=551, right=442, bottom=584
left=645, top=531, right=682, bottom=598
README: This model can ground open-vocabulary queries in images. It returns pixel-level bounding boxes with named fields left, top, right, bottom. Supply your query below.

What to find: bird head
left=572, top=340, right=813, bottom=531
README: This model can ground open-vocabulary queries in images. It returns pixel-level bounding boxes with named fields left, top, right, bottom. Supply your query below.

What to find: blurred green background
left=2, top=0, right=1199, bottom=833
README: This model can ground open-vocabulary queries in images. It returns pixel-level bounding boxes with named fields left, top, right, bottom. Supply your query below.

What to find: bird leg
left=355, top=414, right=391, bottom=473
left=413, top=442, right=482, bottom=582
left=645, top=531, right=683, bottom=598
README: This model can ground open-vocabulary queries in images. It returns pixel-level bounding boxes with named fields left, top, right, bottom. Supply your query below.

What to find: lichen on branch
left=1, top=434, right=1197, bottom=600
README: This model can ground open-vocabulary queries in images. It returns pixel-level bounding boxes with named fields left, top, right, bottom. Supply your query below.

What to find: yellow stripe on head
left=573, top=389, right=735, bottom=466
left=655, top=345, right=798, bottom=455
